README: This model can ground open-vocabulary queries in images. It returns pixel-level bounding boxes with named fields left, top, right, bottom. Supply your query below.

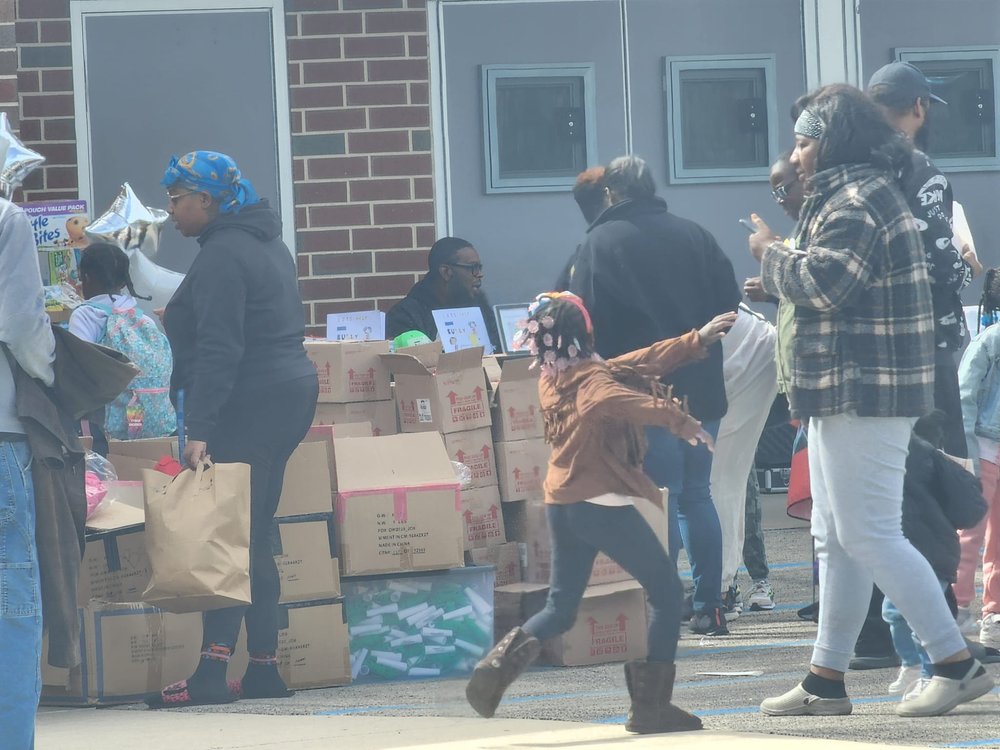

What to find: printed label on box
left=587, top=610, right=632, bottom=659
left=447, top=386, right=487, bottom=426
left=417, top=399, right=433, bottom=423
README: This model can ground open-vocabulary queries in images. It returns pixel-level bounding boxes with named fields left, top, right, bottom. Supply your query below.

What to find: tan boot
left=465, top=627, right=541, bottom=718
left=624, top=660, right=703, bottom=734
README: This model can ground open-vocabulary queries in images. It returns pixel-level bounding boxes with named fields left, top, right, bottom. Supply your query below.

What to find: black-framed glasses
left=449, top=262, right=484, bottom=276
left=771, top=177, right=798, bottom=205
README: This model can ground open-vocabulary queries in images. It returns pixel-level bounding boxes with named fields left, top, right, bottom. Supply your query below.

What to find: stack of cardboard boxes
left=305, top=339, right=397, bottom=436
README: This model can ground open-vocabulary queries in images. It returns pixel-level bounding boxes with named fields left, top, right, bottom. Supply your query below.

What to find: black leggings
left=201, top=374, right=318, bottom=654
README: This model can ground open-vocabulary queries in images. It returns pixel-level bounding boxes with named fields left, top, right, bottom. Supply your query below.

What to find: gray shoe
left=465, top=627, right=540, bottom=719
left=895, top=660, right=994, bottom=717
left=761, top=683, right=853, bottom=716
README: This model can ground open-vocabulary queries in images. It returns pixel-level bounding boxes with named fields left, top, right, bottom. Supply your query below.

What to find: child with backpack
left=69, top=242, right=176, bottom=440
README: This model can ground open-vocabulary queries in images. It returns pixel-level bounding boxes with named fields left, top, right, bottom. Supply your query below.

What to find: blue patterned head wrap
left=161, top=150, right=260, bottom=215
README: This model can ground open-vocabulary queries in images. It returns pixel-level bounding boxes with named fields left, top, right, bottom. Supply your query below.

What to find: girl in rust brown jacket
left=465, top=292, right=734, bottom=734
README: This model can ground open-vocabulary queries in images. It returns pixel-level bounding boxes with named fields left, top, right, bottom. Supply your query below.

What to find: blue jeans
left=522, top=502, right=684, bottom=662
left=882, top=579, right=949, bottom=679
left=0, top=440, right=42, bottom=749
left=644, top=422, right=723, bottom=613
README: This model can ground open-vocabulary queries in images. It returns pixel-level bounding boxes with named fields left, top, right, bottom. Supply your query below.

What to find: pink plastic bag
left=84, top=451, right=118, bottom=519
left=85, top=471, right=108, bottom=518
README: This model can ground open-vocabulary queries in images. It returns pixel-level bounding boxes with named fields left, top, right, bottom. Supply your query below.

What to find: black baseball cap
left=867, top=62, right=947, bottom=105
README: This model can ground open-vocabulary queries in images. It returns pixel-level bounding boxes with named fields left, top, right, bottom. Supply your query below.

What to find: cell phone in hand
left=738, top=218, right=755, bottom=233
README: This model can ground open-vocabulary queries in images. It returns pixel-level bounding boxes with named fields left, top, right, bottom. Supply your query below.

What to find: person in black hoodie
left=149, top=151, right=318, bottom=708
left=569, top=155, right=741, bottom=634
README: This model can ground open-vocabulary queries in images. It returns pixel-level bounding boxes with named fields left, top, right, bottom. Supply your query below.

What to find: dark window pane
left=495, top=76, right=587, bottom=180
left=911, top=59, right=995, bottom=159
left=679, top=67, right=769, bottom=170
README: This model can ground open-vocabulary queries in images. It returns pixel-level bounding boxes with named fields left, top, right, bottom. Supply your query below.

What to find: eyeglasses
left=771, top=182, right=793, bottom=204
left=448, top=262, right=484, bottom=276
left=166, top=190, right=198, bottom=206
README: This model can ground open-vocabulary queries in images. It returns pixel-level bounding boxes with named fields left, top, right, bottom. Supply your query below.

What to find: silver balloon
left=85, top=182, right=169, bottom=259
left=0, top=112, right=45, bottom=199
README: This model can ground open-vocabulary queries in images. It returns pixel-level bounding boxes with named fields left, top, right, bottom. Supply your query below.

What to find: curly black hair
left=79, top=241, right=151, bottom=300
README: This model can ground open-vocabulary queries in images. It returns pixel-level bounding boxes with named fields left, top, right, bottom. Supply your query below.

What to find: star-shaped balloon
left=0, top=112, right=45, bottom=199
left=85, top=182, right=169, bottom=259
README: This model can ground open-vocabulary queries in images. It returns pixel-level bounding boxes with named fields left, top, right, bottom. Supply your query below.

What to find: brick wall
left=0, top=0, right=18, bottom=130
left=10, top=0, right=436, bottom=336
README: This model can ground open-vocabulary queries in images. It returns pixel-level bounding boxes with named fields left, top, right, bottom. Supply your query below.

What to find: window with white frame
left=897, top=47, right=1000, bottom=171
left=664, top=55, right=778, bottom=184
left=481, top=64, right=597, bottom=193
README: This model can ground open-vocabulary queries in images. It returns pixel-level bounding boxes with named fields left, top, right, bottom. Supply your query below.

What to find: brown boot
left=624, top=660, right=703, bottom=734
left=465, top=627, right=541, bottom=718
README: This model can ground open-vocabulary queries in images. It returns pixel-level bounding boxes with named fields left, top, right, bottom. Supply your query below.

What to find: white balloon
left=128, top=248, right=184, bottom=314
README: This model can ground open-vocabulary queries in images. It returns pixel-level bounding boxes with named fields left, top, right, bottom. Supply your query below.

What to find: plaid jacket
left=761, top=163, right=935, bottom=420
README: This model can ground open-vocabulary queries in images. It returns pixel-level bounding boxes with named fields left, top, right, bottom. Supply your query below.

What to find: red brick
left=349, top=177, right=410, bottom=202
left=296, top=205, right=309, bottom=228
left=345, top=83, right=407, bottom=106
left=343, top=35, right=405, bottom=59
left=294, top=158, right=306, bottom=181
left=348, top=130, right=409, bottom=154
left=300, top=11, right=363, bottom=35
left=0, top=77, right=17, bottom=103
left=16, top=70, right=39, bottom=93
left=407, top=34, right=427, bottom=58
left=367, top=58, right=428, bottom=83
left=297, top=254, right=310, bottom=277
left=287, top=0, right=340, bottom=11
left=18, top=0, right=69, bottom=20
left=21, top=93, right=73, bottom=117
left=375, top=297, right=398, bottom=312
left=304, top=107, right=366, bottom=132
left=36, top=141, right=76, bottom=165
left=287, top=36, right=342, bottom=61
left=309, top=203, right=371, bottom=226
left=373, top=201, right=433, bottom=225
left=352, top=225, right=412, bottom=250
left=285, top=12, right=300, bottom=36
left=364, top=10, right=425, bottom=33
left=25, top=189, right=77, bottom=201
left=305, top=323, right=325, bottom=337
left=368, top=105, right=428, bottom=129
left=290, top=84, right=344, bottom=108
left=15, top=21, right=38, bottom=44
left=302, top=60, right=365, bottom=85
left=354, top=273, right=416, bottom=298
left=312, top=251, right=373, bottom=274
left=295, top=180, right=348, bottom=204
left=372, top=153, right=432, bottom=176
left=290, top=110, right=304, bottom=134
left=375, top=248, right=427, bottom=272
left=301, top=276, right=353, bottom=300
left=296, top=228, right=351, bottom=252
left=18, top=118, right=41, bottom=142
left=308, top=155, right=369, bottom=179
left=413, top=177, right=433, bottom=200
left=415, top=224, right=436, bottom=247
left=288, top=62, right=301, bottom=86
left=43, top=117, right=74, bottom=140
left=0, top=50, right=15, bottom=78
left=20, top=167, right=43, bottom=191
left=41, top=68, right=72, bottom=91
left=314, top=299, right=377, bottom=318
left=343, top=0, right=403, bottom=9
left=45, top=166, right=77, bottom=189
left=39, top=19, right=70, bottom=43
left=410, top=81, right=428, bottom=104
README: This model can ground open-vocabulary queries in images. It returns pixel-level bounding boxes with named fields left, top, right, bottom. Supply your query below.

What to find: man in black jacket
left=569, top=155, right=741, bottom=635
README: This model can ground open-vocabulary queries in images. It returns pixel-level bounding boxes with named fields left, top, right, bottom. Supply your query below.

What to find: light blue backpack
left=88, top=302, right=176, bottom=440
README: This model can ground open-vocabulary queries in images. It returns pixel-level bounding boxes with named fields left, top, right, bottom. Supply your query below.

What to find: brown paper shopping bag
left=141, top=461, right=252, bottom=613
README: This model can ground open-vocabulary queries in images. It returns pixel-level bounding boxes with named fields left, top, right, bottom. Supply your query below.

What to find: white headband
left=794, top=108, right=825, bottom=140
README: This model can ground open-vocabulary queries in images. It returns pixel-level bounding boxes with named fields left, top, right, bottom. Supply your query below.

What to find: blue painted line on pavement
left=936, top=740, right=1000, bottom=748
left=678, top=639, right=813, bottom=658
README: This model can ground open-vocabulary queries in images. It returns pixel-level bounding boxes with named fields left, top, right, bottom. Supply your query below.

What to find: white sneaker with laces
left=901, top=675, right=931, bottom=701
left=889, top=665, right=922, bottom=695
left=980, top=612, right=1000, bottom=649
left=746, top=579, right=776, bottom=611
left=956, top=606, right=979, bottom=636
left=896, top=660, right=995, bottom=717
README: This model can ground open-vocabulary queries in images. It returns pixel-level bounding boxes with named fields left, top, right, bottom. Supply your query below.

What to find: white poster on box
left=432, top=306, right=494, bottom=354
left=326, top=311, right=386, bottom=341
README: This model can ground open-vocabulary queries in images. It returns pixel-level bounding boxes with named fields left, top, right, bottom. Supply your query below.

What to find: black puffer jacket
left=903, top=436, right=986, bottom=583
left=569, top=197, right=741, bottom=421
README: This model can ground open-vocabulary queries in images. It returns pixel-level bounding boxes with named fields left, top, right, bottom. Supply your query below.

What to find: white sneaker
left=746, top=579, right=776, bottom=611
left=956, top=606, right=980, bottom=636
left=889, top=665, right=922, bottom=695
left=980, top=612, right=1000, bottom=649
left=760, top=683, right=852, bottom=716
left=896, top=661, right=995, bottom=717
left=901, top=676, right=931, bottom=701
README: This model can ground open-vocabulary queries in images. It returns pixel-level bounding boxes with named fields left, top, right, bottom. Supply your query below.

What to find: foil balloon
left=85, top=182, right=169, bottom=259
left=128, top=248, right=186, bottom=314
left=0, top=112, right=45, bottom=199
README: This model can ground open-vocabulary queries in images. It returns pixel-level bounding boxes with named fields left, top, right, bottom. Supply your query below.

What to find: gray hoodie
left=0, top=198, right=55, bottom=434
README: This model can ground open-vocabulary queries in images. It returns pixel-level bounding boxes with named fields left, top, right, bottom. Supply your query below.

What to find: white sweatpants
left=809, top=412, right=967, bottom=672
left=711, top=309, right=778, bottom=589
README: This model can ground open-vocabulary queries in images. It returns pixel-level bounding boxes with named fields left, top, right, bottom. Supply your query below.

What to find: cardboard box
left=460, top=485, right=505, bottom=550
left=333, top=433, right=464, bottom=576
left=343, top=566, right=494, bottom=682
left=41, top=602, right=203, bottom=706
left=482, top=355, right=502, bottom=387
left=230, top=598, right=351, bottom=690
left=78, top=523, right=150, bottom=606
left=490, top=357, right=544, bottom=442
left=305, top=339, right=391, bottom=403
left=313, top=400, right=398, bottom=437
left=107, top=437, right=179, bottom=462
left=400, top=340, right=443, bottom=370
left=273, top=513, right=341, bottom=603
left=276, top=439, right=333, bottom=519
left=383, top=347, right=491, bottom=435
left=542, top=581, right=648, bottom=666
left=468, top=541, right=522, bottom=587
left=442, top=427, right=498, bottom=489
left=495, top=439, right=549, bottom=503
left=106, top=454, right=157, bottom=482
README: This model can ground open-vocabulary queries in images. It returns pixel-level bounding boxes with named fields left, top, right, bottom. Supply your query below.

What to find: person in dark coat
left=568, top=155, right=741, bottom=635
left=386, top=237, right=500, bottom=351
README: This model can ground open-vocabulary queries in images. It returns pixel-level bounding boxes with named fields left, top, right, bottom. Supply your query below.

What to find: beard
left=446, top=280, right=481, bottom=308
left=914, top=108, right=932, bottom=152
